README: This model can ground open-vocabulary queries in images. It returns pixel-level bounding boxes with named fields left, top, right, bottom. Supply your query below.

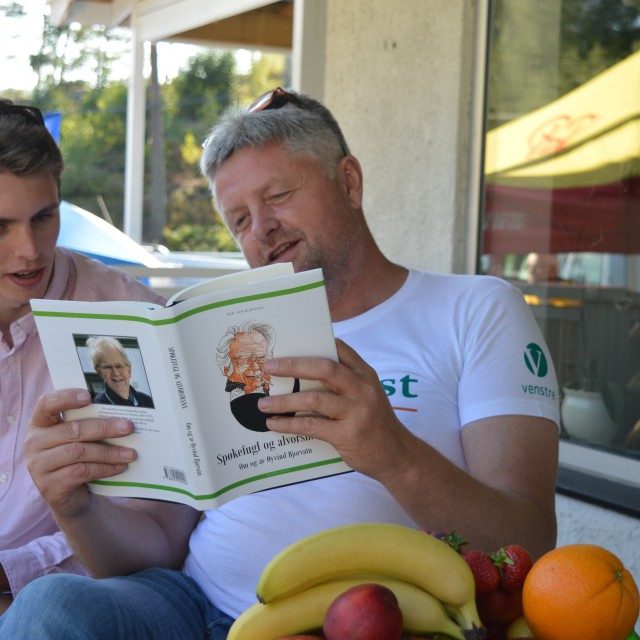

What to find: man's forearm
left=376, top=421, right=558, bottom=560
left=53, top=496, right=197, bottom=578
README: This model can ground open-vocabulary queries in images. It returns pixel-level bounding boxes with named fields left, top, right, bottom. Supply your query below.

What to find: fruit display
left=459, top=542, right=532, bottom=636
left=228, top=522, right=486, bottom=640
left=227, top=523, right=640, bottom=640
left=522, top=543, right=639, bottom=640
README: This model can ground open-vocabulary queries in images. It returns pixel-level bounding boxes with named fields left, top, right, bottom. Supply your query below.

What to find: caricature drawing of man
left=215, top=321, right=277, bottom=432
left=217, top=320, right=274, bottom=397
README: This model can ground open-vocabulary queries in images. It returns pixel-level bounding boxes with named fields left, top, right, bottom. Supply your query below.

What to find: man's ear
left=338, top=155, right=364, bottom=209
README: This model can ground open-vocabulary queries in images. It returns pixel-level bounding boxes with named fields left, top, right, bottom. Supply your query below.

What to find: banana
left=229, top=575, right=468, bottom=640
left=256, top=523, right=482, bottom=630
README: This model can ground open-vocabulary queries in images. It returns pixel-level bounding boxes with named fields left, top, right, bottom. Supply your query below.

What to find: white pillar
left=124, top=17, right=145, bottom=242
left=291, top=0, right=327, bottom=98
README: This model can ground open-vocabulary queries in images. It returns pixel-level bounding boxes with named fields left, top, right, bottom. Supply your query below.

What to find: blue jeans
left=0, top=568, right=234, bottom=639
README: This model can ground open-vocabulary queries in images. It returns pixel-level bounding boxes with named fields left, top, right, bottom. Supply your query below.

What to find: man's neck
left=328, top=256, right=408, bottom=323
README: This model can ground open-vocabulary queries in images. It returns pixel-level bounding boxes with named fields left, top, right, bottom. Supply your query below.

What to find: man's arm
left=258, top=340, right=559, bottom=560
left=25, top=389, right=201, bottom=577
left=0, top=530, right=89, bottom=600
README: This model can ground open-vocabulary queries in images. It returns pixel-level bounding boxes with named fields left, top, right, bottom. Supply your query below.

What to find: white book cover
left=31, top=264, right=351, bottom=509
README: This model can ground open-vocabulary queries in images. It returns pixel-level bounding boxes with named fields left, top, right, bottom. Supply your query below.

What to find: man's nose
left=15, top=226, right=39, bottom=260
left=251, top=204, right=280, bottom=241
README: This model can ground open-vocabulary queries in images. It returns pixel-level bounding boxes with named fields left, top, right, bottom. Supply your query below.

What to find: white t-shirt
left=182, top=269, right=559, bottom=617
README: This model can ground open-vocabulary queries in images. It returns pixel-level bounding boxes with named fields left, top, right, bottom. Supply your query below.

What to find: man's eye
left=233, top=213, right=249, bottom=232
left=34, top=212, right=54, bottom=224
left=269, top=191, right=291, bottom=203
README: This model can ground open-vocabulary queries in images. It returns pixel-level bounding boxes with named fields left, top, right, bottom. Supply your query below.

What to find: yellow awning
left=485, top=51, right=640, bottom=189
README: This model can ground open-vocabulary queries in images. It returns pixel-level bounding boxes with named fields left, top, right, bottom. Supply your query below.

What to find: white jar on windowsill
left=560, top=386, right=616, bottom=446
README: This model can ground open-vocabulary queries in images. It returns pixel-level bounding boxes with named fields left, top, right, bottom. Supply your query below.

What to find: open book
left=31, top=263, right=351, bottom=510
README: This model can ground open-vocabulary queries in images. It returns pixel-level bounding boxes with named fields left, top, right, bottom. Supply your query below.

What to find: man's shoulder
left=409, top=268, right=517, bottom=297
left=61, top=248, right=165, bottom=304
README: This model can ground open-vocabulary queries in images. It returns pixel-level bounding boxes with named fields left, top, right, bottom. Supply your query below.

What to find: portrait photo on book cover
left=216, top=320, right=299, bottom=432
left=74, top=334, right=155, bottom=409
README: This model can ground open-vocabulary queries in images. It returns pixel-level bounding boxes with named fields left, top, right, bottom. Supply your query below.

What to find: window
left=480, top=0, right=640, bottom=513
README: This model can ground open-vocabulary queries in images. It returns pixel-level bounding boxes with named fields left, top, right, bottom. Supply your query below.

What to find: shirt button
left=6, top=415, right=15, bottom=424
left=0, top=474, right=8, bottom=484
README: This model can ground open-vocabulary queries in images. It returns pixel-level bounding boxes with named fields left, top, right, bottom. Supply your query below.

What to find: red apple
left=323, top=583, right=403, bottom=640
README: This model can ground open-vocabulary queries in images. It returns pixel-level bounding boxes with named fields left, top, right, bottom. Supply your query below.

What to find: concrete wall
left=323, top=0, right=478, bottom=274
left=321, top=0, right=640, bottom=607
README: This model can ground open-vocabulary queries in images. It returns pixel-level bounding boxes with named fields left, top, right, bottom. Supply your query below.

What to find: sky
left=0, top=0, right=49, bottom=91
left=0, top=0, right=239, bottom=93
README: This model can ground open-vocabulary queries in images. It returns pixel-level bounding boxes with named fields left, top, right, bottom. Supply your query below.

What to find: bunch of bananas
left=228, top=522, right=487, bottom=640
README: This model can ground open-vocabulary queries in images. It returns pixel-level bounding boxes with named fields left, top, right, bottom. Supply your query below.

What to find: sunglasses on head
left=245, top=87, right=350, bottom=156
left=0, top=102, right=45, bottom=127
left=244, top=87, right=305, bottom=113
left=202, top=87, right=304, bottom=149
left=202, top=87, right=348, bottom=156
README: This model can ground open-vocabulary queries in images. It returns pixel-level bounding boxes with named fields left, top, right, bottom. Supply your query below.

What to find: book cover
left=31, top=264, right=351, bottom=509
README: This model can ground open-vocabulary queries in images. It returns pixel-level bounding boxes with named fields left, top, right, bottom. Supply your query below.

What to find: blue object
left=43, top=112, right=61, bottom=143
left=58, top=201, right=164, bottom=268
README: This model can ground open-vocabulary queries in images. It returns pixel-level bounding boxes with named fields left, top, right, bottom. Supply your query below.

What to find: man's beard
left=300, top=231, right=357, bottom=305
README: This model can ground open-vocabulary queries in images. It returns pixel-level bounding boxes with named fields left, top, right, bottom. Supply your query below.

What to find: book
left=31, top=263, right=351, bottom=510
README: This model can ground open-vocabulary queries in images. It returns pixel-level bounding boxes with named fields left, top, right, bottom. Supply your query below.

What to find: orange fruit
left=522, top=543, right=639, bottom=640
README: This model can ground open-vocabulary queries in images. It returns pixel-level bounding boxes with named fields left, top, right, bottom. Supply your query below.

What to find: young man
left=0, top=90, right=559, bottom=638
left=0, top=100, right=164, bottom=613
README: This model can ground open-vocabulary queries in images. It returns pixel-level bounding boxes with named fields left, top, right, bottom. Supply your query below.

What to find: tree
left=30, top=17, right=130, bottom=91
left=487, top=0, right=640, bottom=130
left=4, top=6, right=286, bottom=251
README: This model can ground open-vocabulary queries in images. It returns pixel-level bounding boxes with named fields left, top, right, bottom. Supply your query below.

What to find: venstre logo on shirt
left=522, top=342, right=556, bottom=400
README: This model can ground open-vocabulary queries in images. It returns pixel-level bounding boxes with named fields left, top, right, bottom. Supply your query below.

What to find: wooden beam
left=133, top=0, right=279, bottom=43
left=171, top=10, right=292, bottom=49
left=47, top=0, right=74, bottom=25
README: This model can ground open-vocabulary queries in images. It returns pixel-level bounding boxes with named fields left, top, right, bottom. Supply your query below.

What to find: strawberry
left=476, top=587, right=523, bottom=626
left=491, top=545, right=533, bottom=592
left=462, top=549, right=501, bottom=595
left=427, top=529, right=467, bottom=552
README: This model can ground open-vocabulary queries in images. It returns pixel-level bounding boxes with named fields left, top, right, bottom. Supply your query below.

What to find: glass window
left=480, top=0, right=640, bottom=505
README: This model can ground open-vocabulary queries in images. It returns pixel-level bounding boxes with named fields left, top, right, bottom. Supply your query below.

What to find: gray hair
left=216, top=321, right=275, bottom=372
left=200, top=89, right=350, bottom=192
left=86, top=336, right=131, bottom=370
left=0, top=98, right=64, bottom=193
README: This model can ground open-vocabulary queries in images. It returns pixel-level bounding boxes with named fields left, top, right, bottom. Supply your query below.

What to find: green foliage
left=5, top=4, right=286, bottom=252
left=30, top=17, right=129, bottom=91
left=2, top=1, right=26, bottom=18
left=163, top=223, right=239, bottom=253
left=488, top=0, right=640, bottom=130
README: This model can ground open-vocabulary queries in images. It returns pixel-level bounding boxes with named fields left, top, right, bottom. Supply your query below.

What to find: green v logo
left=524, top=343, right=548, bottom=378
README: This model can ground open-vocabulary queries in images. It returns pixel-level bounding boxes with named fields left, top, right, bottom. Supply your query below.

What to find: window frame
left=473, top=0, right=640, bottom=514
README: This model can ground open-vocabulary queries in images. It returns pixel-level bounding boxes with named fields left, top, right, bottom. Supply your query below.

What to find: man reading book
left=0, top=89, right=560, bottom=638
left=0, top=99, right=164, bottom=615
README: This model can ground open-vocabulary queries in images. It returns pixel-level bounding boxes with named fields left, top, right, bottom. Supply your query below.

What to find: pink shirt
left=0, top=248, right=165, bottom=595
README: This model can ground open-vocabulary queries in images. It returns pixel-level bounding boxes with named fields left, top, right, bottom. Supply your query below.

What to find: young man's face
left=96, top=344, right=132, bottom=400
left=0, top=172, right=60, bottom=330
left=213, top=142, right=361, bottom=280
